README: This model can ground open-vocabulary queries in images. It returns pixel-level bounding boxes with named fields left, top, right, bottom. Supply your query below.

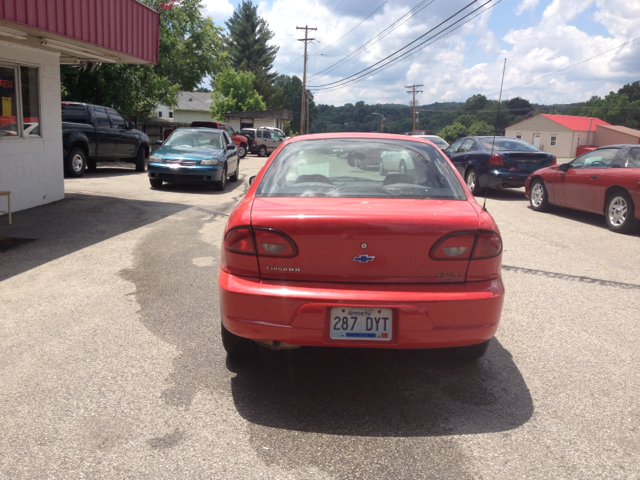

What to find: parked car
left=444, top=136, right=556, bottom=195
left=148, top=128, right=239, bottom=191
left=261, top=126, right=288, bottom=140
left=219, top=133, right=504, bottom=360
left=525, top=144, right=640, bottom=233
left=61, top=102, right=150, bottom=177
left=190, top=121, right=249, bottom=158
left=240, top=127, right=284, bottom=157
left=414, top=134, right=449, bottom=149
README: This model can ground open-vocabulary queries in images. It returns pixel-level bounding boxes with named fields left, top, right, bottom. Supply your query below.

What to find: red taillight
left=472, top=231, right=502, bottom=259
left=225, top=227, right=255, bottom=254
left=253, top=138, right=257, bottom=145
left=488, top=153, right=503, bottom=167
left=550, top=155, right=557, bottom=165
left=430, top=233, right=475, bottom=259
left=431, top=231, right=502, bottom=260
left=254, top=228, right=297, bottom=257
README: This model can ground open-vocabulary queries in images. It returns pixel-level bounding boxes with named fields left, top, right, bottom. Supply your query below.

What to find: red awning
left=0, top=0, right=159, bottom=64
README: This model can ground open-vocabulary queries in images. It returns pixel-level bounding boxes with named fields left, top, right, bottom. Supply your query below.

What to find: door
left=555, top=148, right=619, bottom=210
left=222, top=131, right=238, bottom=174
left=533, top=134, right=541, bottom=149
left=92, top=107, right=116, bottom=157
left=449, top=139, right=475, bottom=175
left=108, top=109, right=136, bottom=157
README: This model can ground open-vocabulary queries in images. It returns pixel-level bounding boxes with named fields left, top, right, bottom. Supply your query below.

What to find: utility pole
left=372, top=113, right=385, bottom=133
left=405, top=84, right=423, bottom=134
left=297, top=25, right=316, bottom=135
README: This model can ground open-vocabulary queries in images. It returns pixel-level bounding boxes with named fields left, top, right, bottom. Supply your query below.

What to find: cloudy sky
left=200, top=0, right=640, bottom=106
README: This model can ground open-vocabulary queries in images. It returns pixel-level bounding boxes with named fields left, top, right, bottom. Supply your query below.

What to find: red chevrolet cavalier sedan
left=219, top=133, right=504, bottom=360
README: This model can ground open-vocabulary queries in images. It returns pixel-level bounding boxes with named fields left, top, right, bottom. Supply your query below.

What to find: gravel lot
left=1, top=155, right=639, bottom=479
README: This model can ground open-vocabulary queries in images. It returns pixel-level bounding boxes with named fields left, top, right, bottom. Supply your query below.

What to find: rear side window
left=94, top=108, right=110, bottom=127
left=257, top=130, right=263, bottom=138
left=256, top=139, right=467, bottom=200
left=61, top=104, right=88, bottom=123
left=628, top=148, right=640, bottom=168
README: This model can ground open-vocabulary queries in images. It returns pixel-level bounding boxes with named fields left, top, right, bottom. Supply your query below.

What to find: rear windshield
left=164, top=131, right=224, bottom=149
left=256, top=139, right=467, bottom=200
left=61, top=104, right=88, bottom=123
left=478, top=137, right=539, bottom=152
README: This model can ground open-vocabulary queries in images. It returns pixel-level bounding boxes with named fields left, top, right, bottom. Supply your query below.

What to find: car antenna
left=484, top=57, right=507, bottom=212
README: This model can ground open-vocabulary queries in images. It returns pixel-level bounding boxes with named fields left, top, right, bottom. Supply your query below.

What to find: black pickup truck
left=61, top=102, right=150, bottom=177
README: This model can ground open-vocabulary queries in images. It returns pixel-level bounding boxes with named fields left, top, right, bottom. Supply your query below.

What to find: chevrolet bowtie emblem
left=353, top=254, right=375, bottom=263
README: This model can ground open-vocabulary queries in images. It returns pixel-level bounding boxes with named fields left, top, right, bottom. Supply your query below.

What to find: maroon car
left=190, top=121, right=249, bottom=158
left=525, top=144, right=640, bottom=233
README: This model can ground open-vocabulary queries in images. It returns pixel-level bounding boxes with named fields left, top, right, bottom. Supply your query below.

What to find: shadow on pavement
left=0, top=193, right=189, bottom=282
left=228, top=339, right=533, bottom=437
left=475, top=187, right=527, bottom=202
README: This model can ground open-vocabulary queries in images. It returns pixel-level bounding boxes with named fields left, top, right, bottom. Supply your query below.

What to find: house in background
left=1, top=1, right=159, bottom=214
left=156, top=92, right=214, bottom=123
left=223, top=109, right=292, bottom=132
left=593, top=124, right=640, bottom=146
left=505, top=114, right=609, bottom=158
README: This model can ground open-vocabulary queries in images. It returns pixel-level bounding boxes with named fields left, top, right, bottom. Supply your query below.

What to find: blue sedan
left=444, top=136, right=556, bottom=195
left=148, top=128, right=239, bottom=191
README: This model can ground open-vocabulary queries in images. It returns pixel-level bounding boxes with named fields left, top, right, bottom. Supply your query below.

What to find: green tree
left=468, top=120, right=494, bottom=136
left=437, top=122, right=468, bottom=143
left=274, top=74, right=317, bottom=134
left=61, top=0, right=225, bottom=120
left=209, top=68, right=266, bottom=120
left=225, top=1, right=280, bottom=107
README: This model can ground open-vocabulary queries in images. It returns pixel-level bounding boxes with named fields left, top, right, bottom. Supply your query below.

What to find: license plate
left=330, top=307, right=393, bottom=341
left=517, top=162, right=537, bottom=172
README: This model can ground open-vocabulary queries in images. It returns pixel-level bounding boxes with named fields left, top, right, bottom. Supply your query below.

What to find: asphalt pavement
left=1, top=155, right=639, bottom=479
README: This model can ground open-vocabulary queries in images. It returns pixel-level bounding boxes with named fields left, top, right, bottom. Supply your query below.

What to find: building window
left=158, top=111, right=163, bottom=117
left=169, top=112, right=173, bottom=119
left=516, top=134, right=522, bottom=139
left=550, top=135, right=557, bottom=146
left=0, top=63, right=40, bottom=139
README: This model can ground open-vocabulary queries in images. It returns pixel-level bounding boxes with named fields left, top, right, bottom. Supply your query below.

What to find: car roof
left=282, top=132, right=444, bottom=144
left=173, top=127, right=222, bottom=133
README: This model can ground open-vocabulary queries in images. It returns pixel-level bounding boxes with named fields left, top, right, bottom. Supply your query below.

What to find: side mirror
left=128, top=122, right=135, bottom=129
left=249, top=175, right=256, bottom=185
left=559, top=163, right=570, bottom=172
left=226, top=144, right=236, bottom=151
left=156, top=140, right=163, bottom=145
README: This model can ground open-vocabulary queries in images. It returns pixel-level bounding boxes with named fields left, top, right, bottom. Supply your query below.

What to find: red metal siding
left=0, top=0, right=159, bottom=64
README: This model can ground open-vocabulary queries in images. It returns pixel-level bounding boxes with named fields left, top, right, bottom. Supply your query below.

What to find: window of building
left=516, top=134, right=522, bottom=139
left=0, top=63, right=40, bottom=139
left=158, top=111, right=163, bottom=117
left=550, top=135, right=557, bottom=146
left=169, top=112, right=173, bottom=119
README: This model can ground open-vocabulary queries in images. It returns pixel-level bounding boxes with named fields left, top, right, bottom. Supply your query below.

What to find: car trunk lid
left=250, top=197, right=480, bottom=284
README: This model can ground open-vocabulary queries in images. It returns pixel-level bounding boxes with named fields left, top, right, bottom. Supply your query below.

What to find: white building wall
left=0, top=41, right=64, bottom=214
left=173, top=110, right=212, bottom=123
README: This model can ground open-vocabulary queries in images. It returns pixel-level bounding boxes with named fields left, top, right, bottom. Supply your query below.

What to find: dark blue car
left=444, top=136, right=556, bottom=195
left=148, top=128, right=239, bottom=191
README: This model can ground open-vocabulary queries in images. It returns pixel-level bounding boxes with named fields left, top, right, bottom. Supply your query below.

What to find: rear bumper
left=483, top=170, right=530, bottom=189
left=148, top=163, right=224, bottom=182
left=219, top=271, right=505, bottom=349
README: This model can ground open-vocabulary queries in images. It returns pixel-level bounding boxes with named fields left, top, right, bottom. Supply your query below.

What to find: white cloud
left=212, top=0, right=640, bottom=106
left=200, top=0, right=234, bottom=22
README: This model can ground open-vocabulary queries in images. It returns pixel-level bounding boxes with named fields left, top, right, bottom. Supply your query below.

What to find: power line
left=310, top=0, right=436, bottom=80
left=311, top=0, right=496, bottom=91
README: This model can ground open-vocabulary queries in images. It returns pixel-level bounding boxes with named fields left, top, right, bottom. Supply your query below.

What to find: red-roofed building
left=506, top=114, right=610, bottom=158
left=1, top=0, right=160, bottom=215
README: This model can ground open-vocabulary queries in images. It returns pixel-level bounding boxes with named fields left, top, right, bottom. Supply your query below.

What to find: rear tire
left=65, top=147, right=87, bottom=177
left=221, top=324, right=255, bottom=357
left=135, top=147, right=146, bottom=172
left=465, top=168, right=484, bottom=196
left=447, top=339, right=490, bottom=360
left=529, top=179, right=550, bottom=212
left=605, top=191, right=637, bottom=233
left=258, top=145, right=267, bottom=157
left=238, top=143, right=247, bottom=159
left=149, top=178, right=163, bottom=188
